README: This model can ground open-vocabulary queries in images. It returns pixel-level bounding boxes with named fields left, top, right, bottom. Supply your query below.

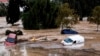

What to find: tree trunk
left=80, top=17, right=83, bottom=21
left=61, top=23, right=63, bottom=30
left=97, top=24, right=99, bottom=31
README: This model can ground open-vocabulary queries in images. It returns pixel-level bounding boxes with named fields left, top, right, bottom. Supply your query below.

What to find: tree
left=0, top=3, right=7, bottom=16
left=6, top=0, right=26, bottom=25
left=88, top=6, right=100, bottom=31
left=56, top=3, right=78, bottom=30
left=62, top=0, right=100, bottom=20
left=22, top=0, right=59, bottom=30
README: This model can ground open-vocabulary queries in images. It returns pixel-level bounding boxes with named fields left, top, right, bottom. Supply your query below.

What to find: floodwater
left=26, top=38, right=100, bottom=56
left=5, top=38, right=100, bottom=56
left=0, top=17, right=100, bottom=56
left=19, top=39, right=100, bottom=56
left=0, top=39, right=100, bottom=56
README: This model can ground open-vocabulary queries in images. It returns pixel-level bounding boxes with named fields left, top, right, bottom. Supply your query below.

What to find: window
left=64, top=38, right=73, bottom=43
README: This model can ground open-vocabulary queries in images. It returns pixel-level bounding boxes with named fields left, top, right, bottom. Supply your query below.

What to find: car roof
left=8, top=33, right=16, bottom=38
left=67, top=35, right=84, bottom=41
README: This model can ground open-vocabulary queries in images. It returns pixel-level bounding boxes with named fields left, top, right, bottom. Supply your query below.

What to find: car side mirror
left=73, top=41, right=76, bottom=44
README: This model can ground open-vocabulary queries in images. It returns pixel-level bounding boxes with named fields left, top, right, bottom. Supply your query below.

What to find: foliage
left=6, top=0, right=26, bottom=24
left=62, top=0, right=100, bottom=20
left=56, top=3, right=78, bottom=29
left=0, top=3, right=7, bottom=16
left=22, top=0, right=59, bottom=30
left=88, top=6, right=100, bottom=31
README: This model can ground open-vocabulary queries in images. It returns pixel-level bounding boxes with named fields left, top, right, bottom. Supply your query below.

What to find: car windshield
left=64, top=38, right=73, bottom=43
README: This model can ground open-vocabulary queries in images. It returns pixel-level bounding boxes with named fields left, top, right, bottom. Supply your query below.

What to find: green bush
left=22, top=0, right=59, bottom=30
left=0, top=3, right=7, bottom=16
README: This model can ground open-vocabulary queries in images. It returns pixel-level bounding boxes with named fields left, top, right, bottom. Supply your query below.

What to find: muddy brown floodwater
left=0, top=17, right=100, bottom=56
left=20, top=36, right=100, bottom=56
left=12, top=37, right=100, bottom=56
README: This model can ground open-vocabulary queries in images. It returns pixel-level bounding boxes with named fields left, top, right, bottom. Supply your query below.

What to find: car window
left=64, top=38, right=73, bottom=43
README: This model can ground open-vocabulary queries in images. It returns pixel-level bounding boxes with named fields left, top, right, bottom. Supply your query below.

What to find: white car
left=61, top=35, right=85, bottom=46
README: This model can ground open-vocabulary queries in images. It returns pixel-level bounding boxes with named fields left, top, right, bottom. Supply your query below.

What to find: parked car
left=61, top=35, right=85, bottom=46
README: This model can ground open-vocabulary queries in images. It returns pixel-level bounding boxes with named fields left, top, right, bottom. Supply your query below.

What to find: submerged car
left=4, top=33, right=17, bottom=47
left=61, top=35, right=85, bottom=46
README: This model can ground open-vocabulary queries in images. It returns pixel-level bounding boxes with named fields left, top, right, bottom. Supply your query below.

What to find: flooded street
left=1, top=40, right=100, bottom=56
left=0, top=17, right=100, bottom=56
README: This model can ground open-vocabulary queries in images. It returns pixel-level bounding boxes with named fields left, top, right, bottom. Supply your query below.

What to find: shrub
left=22, top=0, right=59, bottom=30
left=0, top=3, right=7, bottom=16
